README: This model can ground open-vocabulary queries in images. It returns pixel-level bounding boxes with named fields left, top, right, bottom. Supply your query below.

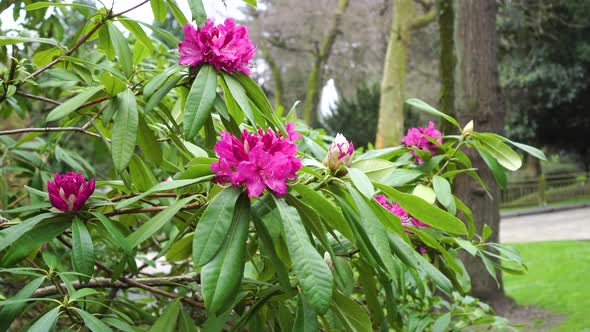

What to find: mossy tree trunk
left=301, top=0, right=350, bottom=127
left=259, top=41, right=285, bottom=111
left=437, top=0, right=456, bottom=134
left=453, top=0, right=506, bottom=301
left=375, top=0, right=436, bottom=148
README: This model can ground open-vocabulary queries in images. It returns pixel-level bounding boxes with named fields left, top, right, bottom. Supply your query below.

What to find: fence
left=500, top=172, right=590, bottom=208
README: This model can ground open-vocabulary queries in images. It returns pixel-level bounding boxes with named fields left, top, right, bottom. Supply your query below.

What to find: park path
left=500, top=207, right=590, bottom=243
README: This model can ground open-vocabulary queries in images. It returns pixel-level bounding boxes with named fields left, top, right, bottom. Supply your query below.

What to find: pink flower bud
left=323, top=133, right=354, bottom=172
left=47, top=172, right=95, bottom=212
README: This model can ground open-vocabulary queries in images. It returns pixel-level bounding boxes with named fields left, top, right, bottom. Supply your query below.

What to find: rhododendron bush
left=0, top=1, right=545, bottom=331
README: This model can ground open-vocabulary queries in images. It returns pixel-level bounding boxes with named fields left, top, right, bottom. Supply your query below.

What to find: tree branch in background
left=33, top=275, right=199, bottom=297
left=15, top=91, right=61, bottom=105
left=0, top=127, right=102, bottom=139
left=103, top=202, right=204, bottom=217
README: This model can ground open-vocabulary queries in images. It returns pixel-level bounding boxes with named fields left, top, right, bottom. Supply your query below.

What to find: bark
left=301, top=0, right=350, bottom=127
left=437, top=0, right=456, bottom=134
left=260, top=40, right=285, bottom=111
left=453, top=0, right=505, bottom=300
left=375, top=0, right=436, bottom=148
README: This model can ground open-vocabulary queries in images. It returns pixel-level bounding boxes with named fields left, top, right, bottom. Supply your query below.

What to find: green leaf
left=184, top=65, right=217, bottom=139
left=348, top=168, right=374, bottom=198
left=111, top=89, right=138, bottom=172
left=93, top=212, right=131, bottom=254
left=432, top=313, right=451, bottom=332
left=137, top=116, right=163, bottom=165
left=27, top=306, right=60, bottom=332
left=119, top=19, right=154, bottom=51
left=482, top=224, right=492, bottom=242
left=508, top=140, right=546, bottom=161
left=127, top=195, right=196, bottom=248
left=150, top=0, right=167, bottom=23
left=148, top=300, right=180, bottom=332
left=100, top=72, right=126, bottom=96
left=193, top=187, right=241, bottom=266
left=0, top=213, right=54, bottom=252
left=474, top=133, right=522, bottom=171
left=293, top=184, right=354, bottom=241
left=242, top=0, right=257, bottom=7
left=71, top=218, right=95, bottom=282
left=375, top=184, right=467, bottom=235
left=72, top=308, right=113, bottom=332
left=380, top=168, right=424, bottom=187
left=187, top=0, right=207, bottom=26
left=144, top=65, right=182, bottom=99
left=108, top=24, right=133, bottom=78
left=32, top=47, right=61, bottom=67
left=273, top=197, right=333, bottom=315
left=178, top=307, right=198, bottom=332
left=331, top=290, right=372, bottom=332
left=405, top=98, right=461, bottom=130
left=46, top=86, right=104, bottom=122
left=201, top=195, right=250, bottom=315
left=476, top=146, right=507, bottom=188
left=455, top=238, right=478, bottom=256
left=0, top=36, right=59, bottom=46
left=222, top=73, right=257, bottom=126
left=0, top=277, right=45, bottom=330
left=115, top=178, right=211, bottom=209
left=25, top=2, right=96, bottom=11
left=412, top=184, right=436, bottom=204
left=433, top=175, right=456, bottom=215
left=292, top=295, right=319, bottom=332
left=145, top=75, right=181, bottom=113
left=166, top=0, right=189, bottom=26
left=166, top=233, right=193, bottom=262
left=70, top=288, right=99, bottom=301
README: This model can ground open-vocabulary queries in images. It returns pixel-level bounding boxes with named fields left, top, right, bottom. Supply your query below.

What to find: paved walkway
left=500, top=207, right=590, bottom=243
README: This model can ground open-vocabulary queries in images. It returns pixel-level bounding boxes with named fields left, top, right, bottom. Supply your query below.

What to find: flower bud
left=47, top=172, right=95, bottom=212
left=462, top=120, right=474, bottom=136
left=323, top=133, right=354, bottom=172
left=324, top=251, right=334, bottom=271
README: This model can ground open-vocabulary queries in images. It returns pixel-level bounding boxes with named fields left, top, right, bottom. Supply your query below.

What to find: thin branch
left=411, top=7, right=437, bottom=30
left=33, top=275, right=199, bottom=298
left=0, top=127, right=101, bottom=139
left=112, top=0, right=150, bottom=17
left=110, top=192, right=180, bottom=202
left=57, top=237, right=205, bottom=309
left=15, top=91, right=62, bottom=105
left=103, top=202, right=204, bottom=217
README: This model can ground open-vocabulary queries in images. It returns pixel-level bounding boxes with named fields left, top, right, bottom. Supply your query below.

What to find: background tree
left=453, top=0, right=505, bottom=301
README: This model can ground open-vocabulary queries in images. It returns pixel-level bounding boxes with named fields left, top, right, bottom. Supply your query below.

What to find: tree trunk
left=437, top=0, right=456, bottom=134
left=453, top=0, right=505, bottom=301
left=301, top=0, right=350, bottom=127
left=376, top=0, right=436, bottom=148
left=259, top=41, right=285, bottom=111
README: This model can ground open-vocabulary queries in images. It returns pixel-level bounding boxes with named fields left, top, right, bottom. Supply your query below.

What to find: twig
left=15, top=91, right=62, bottom=105
left=112, top=0, right=150, bottom=17
left=33, top=275, right=200, bottom=297
left=103, top=202, right=203, bottom=217
left=0, top=127, right=101, bottom=139
left=57, top=237, right=205, bottom=309
left=110, top=193, right=183, bottom=202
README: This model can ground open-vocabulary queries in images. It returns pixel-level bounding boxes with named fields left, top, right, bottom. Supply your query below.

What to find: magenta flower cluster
left=375, top=195, right=429, bottom=231
left=179, top=18, right=255, bottom=75
left=401, top=121, right=443, bottom=163
left=48, top=172, right=95, bottom=212
left=211, top=125, right=302, bottom=198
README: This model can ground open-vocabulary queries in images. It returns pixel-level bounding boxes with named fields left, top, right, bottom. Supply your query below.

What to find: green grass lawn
left=504, top=241, right=590, bottom=331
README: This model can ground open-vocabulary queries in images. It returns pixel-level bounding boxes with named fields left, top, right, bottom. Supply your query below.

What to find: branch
left=15, top=91, right=62, bottom=105
left=103, top=202, right=204, bottom=217
left=411, top=7, right=437, bottom=30
left=0, top=127, right=101, bottom=139
left=33, top=275, right=199, bottom=297
left=110, top=192, right=180, bottom=202
left=112, top=0, right=150, bottom=17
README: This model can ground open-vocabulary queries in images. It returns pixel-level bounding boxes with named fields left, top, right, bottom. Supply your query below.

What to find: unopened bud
left=323, top=133, right=354, bottom=172
left=323, top=251, right=334, bottom=271
left=462, top=120, right=474, bottom=136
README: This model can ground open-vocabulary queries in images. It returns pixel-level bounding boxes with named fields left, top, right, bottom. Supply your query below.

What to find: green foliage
left=0, top=1, right=539, bottom=331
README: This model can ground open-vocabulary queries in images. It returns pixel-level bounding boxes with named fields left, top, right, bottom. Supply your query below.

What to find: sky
left=0, top=0, right=337, bottom=115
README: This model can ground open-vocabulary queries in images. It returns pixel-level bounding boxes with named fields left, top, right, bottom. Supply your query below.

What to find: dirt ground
left=490, top=296, right=565, bottom=331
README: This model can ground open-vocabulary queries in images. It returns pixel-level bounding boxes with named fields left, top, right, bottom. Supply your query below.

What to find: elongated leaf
left=0, top=277, right=45, bottom=331
left=166, top=0, right=189, bottom=25
left=188, top=0, right=207, bottom=26
left=508, top=140, right=546, bottom=161
left=201, top=195, right=250, bottom=315
left=331, top=290, right=372, bottom=332
left=150, top=0, right=167, bottom=22
left=193, top=187, right=241, bottom=266
left=476, top=146, right=507, bottom=188
left=145, top=75, right=181, bottom=113
left=222, top=73, right=256, bottom=126
left=108, top=24, right=133, bottom=78
left=0, top=213, right=54, bottom=252
left=115, top=178, right=210, bottom=209
left=380, top=168, right=423, bottom=187
left=71, top=218, right=95, bottom=282
left=0, top=36, right=59, bottom=46
left=405, top=98, right=461, bottom=130
left=46, top=86, right=104, bottom=122
left=93, top=212, right=131, bottom=254
left=475, top=134, right=522, bottom=171
left=293, top=184, right=354, bottom=241
left=273, top=197, right=333, bottom=315
left=412, top=184, right=436, bottom=204
left=251, top=216, right=292, bottom=294
left=433, top=175, right=456, bottom=215
left=112, top=89, right=138, bottom=172
left=27, top=306, right=60, bottom=332
left=144, top=65, right=182, bottom=99
left=137, top=116, right=163, bottom=165
left=292, top=295, right=319, bottom=332
left=348, top=167, right=374, bottom=198
left=72, top=308, right=113, bottom=332
left=148, top=300, right=180, bottom=332
left=119, top=19, right=153, bottom=51
left=184, top=65, right=217, bottom=139
left=375, top=184, right=467, bottom=235
left=126, top=195, right=196, bottom=248
left=166, top=233, right=193, bottom=262
left=178, top=307, right=198, bottom=332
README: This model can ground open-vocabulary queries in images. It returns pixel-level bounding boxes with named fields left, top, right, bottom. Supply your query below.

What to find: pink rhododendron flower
left=47, top=172, right=95, bottom=212
left=179, top=18, right=255, bottom=75
left=211, top=127, right=302, bottom=198
left=401, top=121, right=443, bottom=163
left=285, top=122, right=301, bottom=141
left=323, top=133, right=354, bottom=172
left=374, top=195, right=430, bottom=232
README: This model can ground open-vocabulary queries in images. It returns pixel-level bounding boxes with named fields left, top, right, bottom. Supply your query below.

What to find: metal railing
left=500, top=172, right=590, bottom=208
